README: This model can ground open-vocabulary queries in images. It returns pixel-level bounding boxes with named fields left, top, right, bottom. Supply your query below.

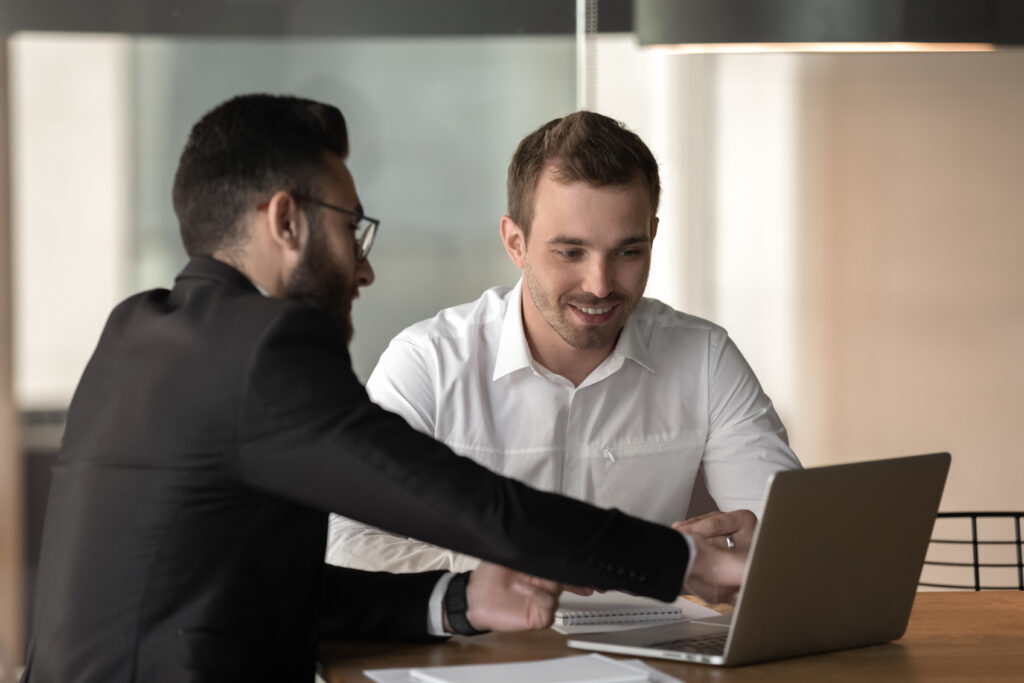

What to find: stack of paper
left=365, top=653, right=684, bottom=683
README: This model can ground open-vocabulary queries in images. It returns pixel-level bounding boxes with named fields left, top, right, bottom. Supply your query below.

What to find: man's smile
left=567, top=302, right=618, bottom=324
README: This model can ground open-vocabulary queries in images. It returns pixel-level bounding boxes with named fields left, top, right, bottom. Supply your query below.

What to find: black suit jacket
left=23, top=257, right=690, bottom=682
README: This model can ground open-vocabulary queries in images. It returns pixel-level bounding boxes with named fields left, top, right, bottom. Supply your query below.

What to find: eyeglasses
left=258, top=195, right=379, bottom=261
left=300, top=196, right=380, bottom=262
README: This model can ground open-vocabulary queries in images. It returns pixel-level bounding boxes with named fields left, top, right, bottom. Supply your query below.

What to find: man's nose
left=581, top=257, right=612, bottom=299
left=356, top=258, right=375, bottom=287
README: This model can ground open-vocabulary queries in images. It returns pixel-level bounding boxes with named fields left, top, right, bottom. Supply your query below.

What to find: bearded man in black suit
left=21, top=94, right=749, bottom=682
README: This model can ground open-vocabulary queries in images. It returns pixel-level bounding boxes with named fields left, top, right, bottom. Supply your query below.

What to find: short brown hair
left=506, top=111, right=660, bottom=236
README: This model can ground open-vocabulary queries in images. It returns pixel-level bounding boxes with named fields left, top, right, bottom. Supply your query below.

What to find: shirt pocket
left=590, top=437, right=706, bottom=525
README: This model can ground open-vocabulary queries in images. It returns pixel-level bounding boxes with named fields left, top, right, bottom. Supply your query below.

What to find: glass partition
left=12, top=32, right=575, bottom=411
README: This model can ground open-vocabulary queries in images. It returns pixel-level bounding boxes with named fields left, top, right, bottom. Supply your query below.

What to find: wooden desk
left=320, top=592, right=1024, bottom=682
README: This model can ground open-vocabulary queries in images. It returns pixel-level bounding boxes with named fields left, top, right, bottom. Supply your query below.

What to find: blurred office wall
left=593, top=36, right=1024, bottom=518
left=795, top=51, right=1024, bottom=509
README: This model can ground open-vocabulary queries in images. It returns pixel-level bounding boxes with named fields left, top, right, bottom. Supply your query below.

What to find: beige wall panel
left=799, top=53, right=1024, bottom=511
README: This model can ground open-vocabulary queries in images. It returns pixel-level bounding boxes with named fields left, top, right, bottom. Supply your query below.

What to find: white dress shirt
left=327, top=280, right=800, bottom=573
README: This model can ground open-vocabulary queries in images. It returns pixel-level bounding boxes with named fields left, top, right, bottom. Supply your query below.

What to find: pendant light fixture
left=635, top=0, right=1024, bottom=53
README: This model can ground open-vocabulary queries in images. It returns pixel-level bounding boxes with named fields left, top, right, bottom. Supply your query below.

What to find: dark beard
left=285, top=227, right=354, bottom=342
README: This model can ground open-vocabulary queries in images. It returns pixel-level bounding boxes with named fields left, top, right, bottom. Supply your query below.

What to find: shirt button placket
left=563, top=386, right=583, bottom=499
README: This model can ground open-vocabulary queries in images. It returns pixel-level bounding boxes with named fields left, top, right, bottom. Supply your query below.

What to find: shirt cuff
left=427, top=572, right=456, bottom=636
left=680, top=533, right=697, bottom=589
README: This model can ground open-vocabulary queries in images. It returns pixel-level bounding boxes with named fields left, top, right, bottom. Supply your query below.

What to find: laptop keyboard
left=650, top=632, right=728, bottom=655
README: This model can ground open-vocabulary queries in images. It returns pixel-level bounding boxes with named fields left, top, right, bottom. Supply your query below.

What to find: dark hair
left=172, top=94, right=349, bottom=257
left=506, top=111, right=660, bottom=237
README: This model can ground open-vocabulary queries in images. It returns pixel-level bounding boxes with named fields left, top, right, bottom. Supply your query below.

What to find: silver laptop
left=568, top=452, right=950, bottom=666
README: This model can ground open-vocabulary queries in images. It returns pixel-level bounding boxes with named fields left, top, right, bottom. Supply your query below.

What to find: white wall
left=594, top=36, right=801, bottom=443
left=10, top=34, right=133, bottom=409
left=797, top=51, right=1024, bottom=513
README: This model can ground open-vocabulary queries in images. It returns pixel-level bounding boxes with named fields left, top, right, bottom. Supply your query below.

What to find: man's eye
left=557, top=250, right=581, bottom=259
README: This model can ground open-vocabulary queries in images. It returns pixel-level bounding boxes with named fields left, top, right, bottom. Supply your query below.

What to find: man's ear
left=264, top=190, right=308, bottom=263
left=499, top=216, right=527, bottom=269
left=650, top=215, right=659, bottom=243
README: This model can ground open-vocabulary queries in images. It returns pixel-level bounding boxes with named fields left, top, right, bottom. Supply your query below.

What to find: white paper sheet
left=364, top=654, right=685, bottom=683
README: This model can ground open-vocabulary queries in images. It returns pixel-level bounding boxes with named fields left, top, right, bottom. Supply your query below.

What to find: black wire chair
left=920, top=512, right=1024, bottom=590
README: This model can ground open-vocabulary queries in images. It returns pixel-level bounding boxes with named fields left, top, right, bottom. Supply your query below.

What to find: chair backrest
left=920, top=512, right=1024, bottom=590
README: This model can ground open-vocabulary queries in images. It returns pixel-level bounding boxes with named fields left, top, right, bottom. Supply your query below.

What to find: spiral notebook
left=554, top=591, right=719, bottom=631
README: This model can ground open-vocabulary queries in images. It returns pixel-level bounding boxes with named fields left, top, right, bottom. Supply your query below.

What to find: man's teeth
left=577, top=305, right=612, bottom=315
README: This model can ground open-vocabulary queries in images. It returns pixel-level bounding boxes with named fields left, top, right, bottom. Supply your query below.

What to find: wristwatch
left=443, top=572, right=490, bottom=636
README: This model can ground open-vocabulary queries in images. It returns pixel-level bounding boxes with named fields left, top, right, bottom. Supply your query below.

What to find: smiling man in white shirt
left=327, top=111, right=801, bottom=573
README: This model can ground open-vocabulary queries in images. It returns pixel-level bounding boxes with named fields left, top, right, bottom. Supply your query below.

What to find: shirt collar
left=492, top=279, right=656, bottom=382
left=609, top=306, right=656, bottom=375
left=492, top=279, right=534, bottom=381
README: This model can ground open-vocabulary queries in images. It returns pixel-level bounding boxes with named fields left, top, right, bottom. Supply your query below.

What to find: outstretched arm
left=240, top=306, right=690, bottom=601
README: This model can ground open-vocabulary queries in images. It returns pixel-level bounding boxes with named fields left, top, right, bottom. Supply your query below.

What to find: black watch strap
left=443, top=572, right=490, bottom=636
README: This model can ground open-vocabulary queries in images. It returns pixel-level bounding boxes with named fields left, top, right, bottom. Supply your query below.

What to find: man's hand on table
left=674, top=509, right=757, bottom=552
left=455, top=561, right=562, bottom=633
left=674, top=509, right=757, bottom=605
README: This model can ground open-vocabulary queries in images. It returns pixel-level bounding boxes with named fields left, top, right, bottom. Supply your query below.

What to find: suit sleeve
left=327, top=335, right=480, bottom=573
left=318, top=565, right=447, bottom=641
left=235, top=306, right=689, bottom=601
